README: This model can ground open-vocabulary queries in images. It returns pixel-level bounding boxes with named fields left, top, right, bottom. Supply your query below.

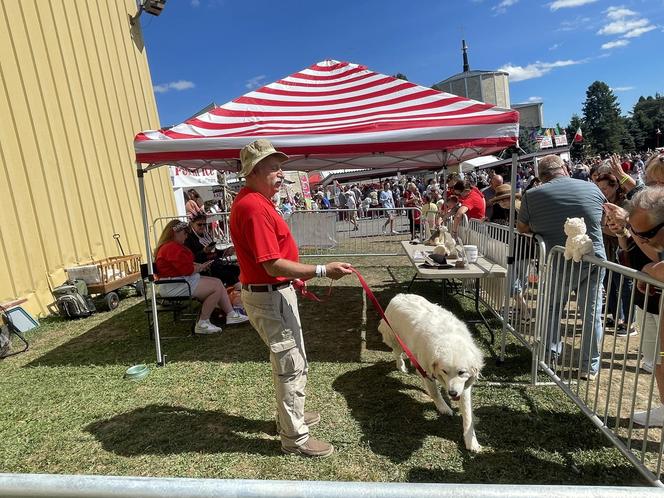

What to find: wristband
left=620, top=175, right=630, bottom=185
left=315, top=264, right=326, bottom=278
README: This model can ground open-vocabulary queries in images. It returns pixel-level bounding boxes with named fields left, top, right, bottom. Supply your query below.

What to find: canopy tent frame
left=133, top=59, right=520, bottom=366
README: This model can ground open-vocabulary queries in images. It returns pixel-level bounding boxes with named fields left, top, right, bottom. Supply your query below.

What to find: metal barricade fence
left=152, top=208, right=424, bottom=258
left=289, top=207, right=424, bottom=257
left=464, top=221, right=547, bottom=365
left=0, top=473, right=659, bottom=497
left=537, top=247, right=664, bottom=486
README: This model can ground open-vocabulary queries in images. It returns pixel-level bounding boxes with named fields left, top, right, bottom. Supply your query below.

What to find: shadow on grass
left=26, top=286, right=371, bottom=368
left=333, top=361, right=642, bottom=480
left=85, top=404, right=280, bottom=456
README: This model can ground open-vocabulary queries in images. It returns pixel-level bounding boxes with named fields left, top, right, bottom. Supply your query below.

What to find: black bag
left=52, top=280, right=96, bottom=319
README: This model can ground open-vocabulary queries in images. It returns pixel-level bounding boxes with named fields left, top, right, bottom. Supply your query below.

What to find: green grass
left=0, top=261, right=647, bottom=485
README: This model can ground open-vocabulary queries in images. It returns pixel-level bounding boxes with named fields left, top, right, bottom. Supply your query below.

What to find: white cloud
left=598, top=17, right=650, bottom=35
left=527, top=96, right=543, bottom=102
left=557, top=16, right=592, bottom=31
left=597, top=6, right=655, bottom=39
left=191, top=0, right=201, bottom=6
left=605, top=7, right=636, bottom=20
left=601, top=39, right=630, bottom=49
left=492, top=0, right=518, bottom=14
left=245, top=74, right=267, bottom=90
left=153, top=80, right=195, bottom=94
left=549, top=0, right=598, bottom=12
left=611, top=86, right=634, bottom=92
left=549, top=43, right=561, bottom=50
left=623, top=25, right=656, bottom=38
left=498, top=59, right=585, bottom=82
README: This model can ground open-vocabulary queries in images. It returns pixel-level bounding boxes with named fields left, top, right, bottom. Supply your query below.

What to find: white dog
left=563, top=217, right=593, bottom=262
left=378, top=293, right=484, bottom=452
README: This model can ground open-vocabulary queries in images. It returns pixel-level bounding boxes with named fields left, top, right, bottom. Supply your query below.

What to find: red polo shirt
left=230, top=187, right=299, bottom=284
left=460, top=187, right=486, bottom=219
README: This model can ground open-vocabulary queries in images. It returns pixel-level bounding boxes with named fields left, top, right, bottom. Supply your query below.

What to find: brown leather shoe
left=282, top=437, right=334, bottom=458
left=275, top=411, right=320, bottom=434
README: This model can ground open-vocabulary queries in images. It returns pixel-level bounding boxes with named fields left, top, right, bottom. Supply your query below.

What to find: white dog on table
left=378, top=293, right=484, bottom=452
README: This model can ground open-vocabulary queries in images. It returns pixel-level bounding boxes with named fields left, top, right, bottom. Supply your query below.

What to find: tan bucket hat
left=492, top=183, right=521, bottom=203
left=239, top=139, right=289, bottom=177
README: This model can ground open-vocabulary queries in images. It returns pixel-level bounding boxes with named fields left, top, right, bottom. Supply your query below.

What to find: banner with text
left=170, top=166, right=219, bottom=188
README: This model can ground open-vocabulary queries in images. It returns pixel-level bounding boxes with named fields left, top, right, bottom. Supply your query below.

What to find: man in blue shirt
left=518, top=154, right=606, bottom=379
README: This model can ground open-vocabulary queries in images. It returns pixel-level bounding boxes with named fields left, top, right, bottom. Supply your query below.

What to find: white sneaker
left=633, top=404, right=664, bottom=427
left=195, top=320, right=222, bottom=335
left=390, top=230, right=399, bottom=235
left=641, top=360, right=654, bottom=374
left=226, top=310, right=249, bottom=325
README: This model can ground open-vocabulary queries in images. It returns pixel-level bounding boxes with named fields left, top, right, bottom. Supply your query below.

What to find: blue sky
left=142, top=0, right=663, bottom=129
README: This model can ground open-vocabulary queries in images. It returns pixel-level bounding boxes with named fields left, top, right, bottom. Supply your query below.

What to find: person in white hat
left=230, top=139, right=353, bottom=458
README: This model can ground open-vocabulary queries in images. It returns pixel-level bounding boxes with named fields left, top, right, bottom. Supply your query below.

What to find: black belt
left=242, top=282, right=292, bottom=292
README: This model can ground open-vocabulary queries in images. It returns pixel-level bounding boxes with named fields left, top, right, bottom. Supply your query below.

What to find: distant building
left=433, top=40, right=511, bottom=109
left=433, top=40, right=545, bottom=130
left=512, top=102, right=544, bottom=129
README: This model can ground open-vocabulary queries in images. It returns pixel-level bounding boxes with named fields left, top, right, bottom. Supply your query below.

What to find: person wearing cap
left=230, top=139, right=353, bottom=458
left=517, top=154, right=606, bottom=380
left=490, top=183, right=521, bottom=226
left=153, top=219, right=249, bottom=335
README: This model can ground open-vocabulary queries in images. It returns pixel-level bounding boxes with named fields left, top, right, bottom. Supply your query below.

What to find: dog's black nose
left=448, top=390, right=458, bottom=398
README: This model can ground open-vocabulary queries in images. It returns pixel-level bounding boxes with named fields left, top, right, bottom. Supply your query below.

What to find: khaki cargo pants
left=242, top=285, right=309, bottom=449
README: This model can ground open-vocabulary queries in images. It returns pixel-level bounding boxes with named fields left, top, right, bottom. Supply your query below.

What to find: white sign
left=170, top=166, right=219, bottom=188
left=539, top=136, right=553, bottom=149
left=554, top=134, right=568, bottom=147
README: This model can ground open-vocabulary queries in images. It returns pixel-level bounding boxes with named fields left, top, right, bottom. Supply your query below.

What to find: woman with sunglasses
left=154, top=220, right=248, bottom=335
left=606, top=182, right=664, bottom=427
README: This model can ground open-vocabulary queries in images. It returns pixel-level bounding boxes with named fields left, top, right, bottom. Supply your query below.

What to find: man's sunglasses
left=627, top=221, right=664, bottom=241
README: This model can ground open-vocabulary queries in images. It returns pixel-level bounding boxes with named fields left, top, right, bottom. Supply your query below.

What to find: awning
left=134, top=60, right=519, bottom=172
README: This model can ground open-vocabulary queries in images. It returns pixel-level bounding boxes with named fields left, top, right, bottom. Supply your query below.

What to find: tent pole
left=137, top=162, right=165, bottom=366
left=499, top=153, right=518, bottom=363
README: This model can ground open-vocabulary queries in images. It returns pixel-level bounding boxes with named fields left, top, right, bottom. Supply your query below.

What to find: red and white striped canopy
left=134, top=60, right=519, bottom=172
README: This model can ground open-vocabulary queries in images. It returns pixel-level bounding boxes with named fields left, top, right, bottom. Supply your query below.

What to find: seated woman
left=184, top=213, right=241, bottom=291
left=154, top=220, right=248, bottom=335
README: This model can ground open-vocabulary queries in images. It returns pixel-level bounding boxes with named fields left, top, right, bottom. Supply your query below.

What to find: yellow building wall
left=0, top=0, right=176, bottom=316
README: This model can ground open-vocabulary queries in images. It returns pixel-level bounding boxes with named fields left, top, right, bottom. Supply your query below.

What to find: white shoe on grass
left=226, top=310, right=249, bottom=325
left=195, top=320, right=222, bottom=335
left=633, top=404, right=664, bottom=427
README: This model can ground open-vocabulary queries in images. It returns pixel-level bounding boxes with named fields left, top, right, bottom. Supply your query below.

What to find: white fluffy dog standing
left=378, top=293, right=484, bottom=452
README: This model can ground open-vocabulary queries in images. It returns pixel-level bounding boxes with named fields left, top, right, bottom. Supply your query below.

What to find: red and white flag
left=574, top=127, right=583, bottom=142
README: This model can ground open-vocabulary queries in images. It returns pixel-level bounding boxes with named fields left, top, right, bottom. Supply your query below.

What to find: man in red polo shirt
left=230, top=139, right=353, bottom=458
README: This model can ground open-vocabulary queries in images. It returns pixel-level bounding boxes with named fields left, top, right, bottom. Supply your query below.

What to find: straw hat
left=239, top=139, right=289, bottom=177
left=492, top=183, right=521, bottom=203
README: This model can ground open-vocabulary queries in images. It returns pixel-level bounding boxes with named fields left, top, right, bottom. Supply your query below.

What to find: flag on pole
left=574, top=128, right=583, bottom=142
left=556, top=125, right=563, bottom=135
left=544, top=128, right=552, bottom=137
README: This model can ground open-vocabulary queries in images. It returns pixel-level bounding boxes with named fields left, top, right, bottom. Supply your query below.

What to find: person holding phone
left=185, top=213, right=241, bottom=290
left=154, top=220, right=247, bottom=335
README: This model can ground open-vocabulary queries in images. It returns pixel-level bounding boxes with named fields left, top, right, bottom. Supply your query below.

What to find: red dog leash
left=293, top=270, right=430, bottom=379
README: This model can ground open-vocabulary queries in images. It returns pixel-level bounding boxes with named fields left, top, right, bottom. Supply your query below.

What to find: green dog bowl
left=124, top=364, right=150, bottom=381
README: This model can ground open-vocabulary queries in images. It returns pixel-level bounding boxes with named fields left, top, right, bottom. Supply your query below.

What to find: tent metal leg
left=499, top=153, right=519, bottom=364
left=137, top=162, right=164, bottom=366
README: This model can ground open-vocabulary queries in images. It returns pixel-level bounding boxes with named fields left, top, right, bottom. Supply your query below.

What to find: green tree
left=581, top=81, right=625, bottom=155
left=628, top=94, right=664, bottom=150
